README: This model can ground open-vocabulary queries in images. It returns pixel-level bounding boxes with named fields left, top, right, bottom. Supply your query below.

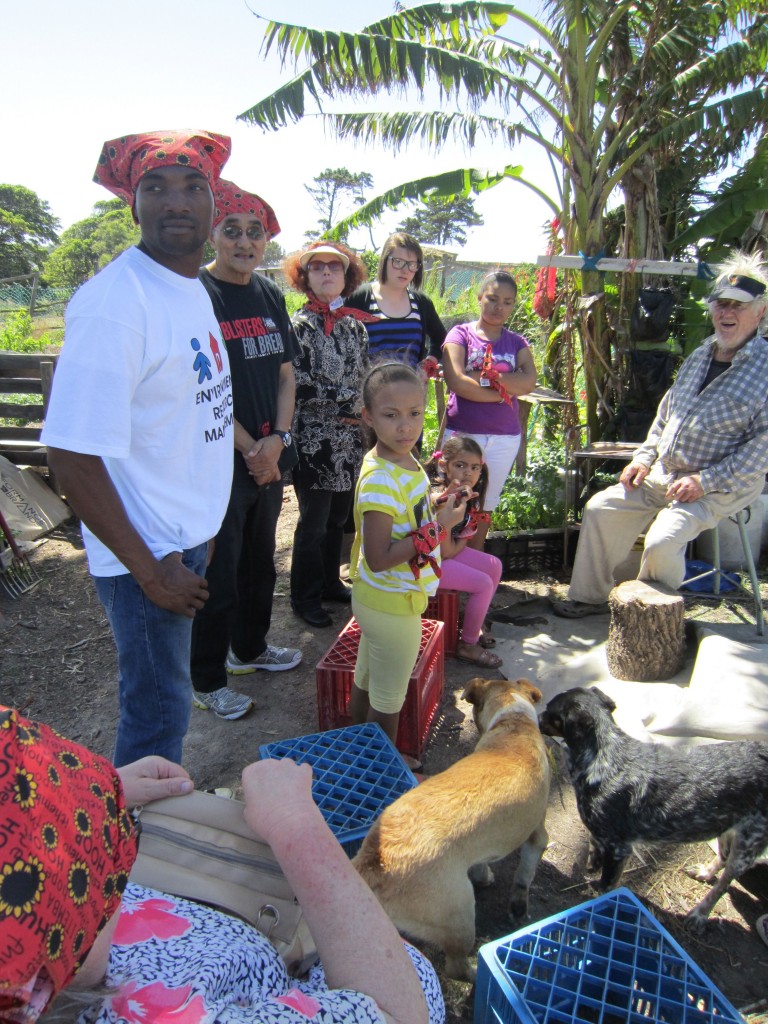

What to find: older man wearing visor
left=554, top=250, right=768, bottom=618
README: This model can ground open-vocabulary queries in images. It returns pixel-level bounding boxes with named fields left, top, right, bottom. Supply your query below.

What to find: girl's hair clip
left=433, top=450, right=442, bottom=459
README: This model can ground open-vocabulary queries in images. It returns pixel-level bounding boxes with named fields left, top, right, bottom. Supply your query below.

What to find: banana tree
left=240, top=1, right=768, bottom=437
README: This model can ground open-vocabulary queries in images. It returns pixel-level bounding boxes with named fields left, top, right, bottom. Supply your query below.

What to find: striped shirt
left=633, top=333, right=768, bottom=494
left=352, top=452, right=440, bottom=612
left=360, top=290, right=424, bottom=366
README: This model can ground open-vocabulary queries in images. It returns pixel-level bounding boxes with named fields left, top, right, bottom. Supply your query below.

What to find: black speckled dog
left=539, top=686, right=768, bottom=923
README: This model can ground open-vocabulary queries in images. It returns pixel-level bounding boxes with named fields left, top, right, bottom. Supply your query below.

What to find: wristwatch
left=271, top=430, right=292, bottom=448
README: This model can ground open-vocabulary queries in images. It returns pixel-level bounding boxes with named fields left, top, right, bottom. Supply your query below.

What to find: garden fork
left=0, top=507, right=41, bottom=599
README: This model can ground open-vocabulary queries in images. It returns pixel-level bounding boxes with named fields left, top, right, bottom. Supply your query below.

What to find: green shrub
left=0, top=310, right=53, bottom=353
left=491, top=439, right=565, bottom=533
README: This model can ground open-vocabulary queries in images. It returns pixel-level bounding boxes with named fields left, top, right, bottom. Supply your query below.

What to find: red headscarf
left=0, top=707, right=138, bottom=1018
left=213, top=179, right=281, bottom=238
left=93, top=130, right=231, bottom=206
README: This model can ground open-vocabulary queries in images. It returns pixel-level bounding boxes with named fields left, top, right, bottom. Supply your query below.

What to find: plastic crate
left=425, top=589, right=460, bottom=656
left=505, top=530, right=564, bottom=577
left=259, top=723, right=417, bottom=855
left=316, top=617, right=445, bottom=759
left=474, top=888, right=744, bottom=1024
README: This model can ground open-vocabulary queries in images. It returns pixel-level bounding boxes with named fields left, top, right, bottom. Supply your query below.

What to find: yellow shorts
left=352, top=597, right=423, bottom=715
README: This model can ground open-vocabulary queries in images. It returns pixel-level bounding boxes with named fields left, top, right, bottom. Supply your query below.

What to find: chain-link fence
left=0, top=274, right=73, bottom=324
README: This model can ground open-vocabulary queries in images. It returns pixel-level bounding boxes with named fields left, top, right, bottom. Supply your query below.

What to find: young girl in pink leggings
left=425, top=435, right=503, bottom=669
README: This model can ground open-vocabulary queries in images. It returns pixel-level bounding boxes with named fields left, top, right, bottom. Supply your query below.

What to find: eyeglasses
left=307, top=261, right=346, bottom=274
left=221, top=225, right=266, bottom=241
left=389, top=256, right=420, bottom=272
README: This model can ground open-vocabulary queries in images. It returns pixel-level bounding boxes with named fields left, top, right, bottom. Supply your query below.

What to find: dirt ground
left=1, top=489, right=767, bottom=1023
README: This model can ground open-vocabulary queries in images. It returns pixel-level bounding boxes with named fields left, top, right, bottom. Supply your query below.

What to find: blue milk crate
left=474, top=888, right=744, bottom=1024
left=259, top=722, right=418, bottom=856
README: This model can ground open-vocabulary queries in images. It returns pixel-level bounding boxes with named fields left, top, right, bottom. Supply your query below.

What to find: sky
left=3, top=0, right=556, bottom=264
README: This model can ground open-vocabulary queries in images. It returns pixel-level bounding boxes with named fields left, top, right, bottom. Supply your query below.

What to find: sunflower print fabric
left=0, top=706, right=138, bottom=1015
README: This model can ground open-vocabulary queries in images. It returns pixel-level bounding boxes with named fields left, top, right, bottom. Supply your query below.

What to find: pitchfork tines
left=0, top=508, right=41, bottom=599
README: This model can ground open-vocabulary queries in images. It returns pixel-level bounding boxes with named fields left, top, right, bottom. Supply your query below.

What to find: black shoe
left=291, top=602, right=333, bottom=628
left=322, top=584, right=352, bottom=603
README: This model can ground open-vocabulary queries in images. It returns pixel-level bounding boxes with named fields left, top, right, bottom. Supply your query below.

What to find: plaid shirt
left=633, top=332, right=768, bottom=495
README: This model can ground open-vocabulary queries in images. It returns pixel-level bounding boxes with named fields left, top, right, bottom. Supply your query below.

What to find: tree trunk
left=606, top=580, right=685, bottom=681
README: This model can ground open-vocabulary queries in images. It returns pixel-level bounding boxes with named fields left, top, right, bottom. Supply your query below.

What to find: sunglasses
left=307, top=261, right=346, bottom=274
left=221, top=225, right=266, bottom=241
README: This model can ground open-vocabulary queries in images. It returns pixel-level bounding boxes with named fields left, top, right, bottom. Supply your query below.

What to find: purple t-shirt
left=443, top=322, right=530, bottom=435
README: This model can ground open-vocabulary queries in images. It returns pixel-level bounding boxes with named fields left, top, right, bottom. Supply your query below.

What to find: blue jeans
left=94, top=543, right=207, bottom=767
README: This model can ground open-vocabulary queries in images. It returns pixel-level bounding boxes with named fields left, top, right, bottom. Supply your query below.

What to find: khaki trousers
left=568, top=465, right=764, bottom=604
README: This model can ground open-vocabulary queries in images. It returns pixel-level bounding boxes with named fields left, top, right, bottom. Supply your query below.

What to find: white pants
left=445, top=430, right=521, bottom=511
left=568, top=464, right=764, bottom=604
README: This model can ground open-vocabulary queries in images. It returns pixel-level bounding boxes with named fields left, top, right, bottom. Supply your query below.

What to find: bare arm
left=47, top=448, right=209, bottom=617
left=239, top=361, right=296, bottom=485
left=242, top=759, right=429, bottom=1024
left=362, top=496, right=467, bottom=573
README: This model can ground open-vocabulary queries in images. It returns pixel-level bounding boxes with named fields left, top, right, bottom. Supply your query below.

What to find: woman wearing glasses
left=347, top=232, right=446, bottom=374
left=282, top=242, right=373, bottom=628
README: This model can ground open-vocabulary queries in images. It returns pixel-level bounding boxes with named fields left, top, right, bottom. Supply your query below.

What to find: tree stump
left=606, top=580, right=685, bottom=681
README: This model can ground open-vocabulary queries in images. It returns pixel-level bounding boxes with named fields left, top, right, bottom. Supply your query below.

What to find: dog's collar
left=484, top=696, right=539, bottom=732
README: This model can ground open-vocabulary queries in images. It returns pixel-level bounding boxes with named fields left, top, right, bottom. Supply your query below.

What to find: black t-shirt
left=200, top=268, right=299, bottom=485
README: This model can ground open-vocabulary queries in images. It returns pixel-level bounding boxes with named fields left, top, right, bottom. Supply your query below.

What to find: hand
left=620, top=462, right=649, bottom=491
left=241, top=759, right=316, bottom=843
left=141, top=551, right=209, bottom=617
left=117, top=756, right=194, bottom=808
left=244, top=436, right=282, bottom=485
left=435, top=491, right=467, bottom=531
left=420, top=355, right=441, bottom=380
left=666, top=474, right=704, bottom=503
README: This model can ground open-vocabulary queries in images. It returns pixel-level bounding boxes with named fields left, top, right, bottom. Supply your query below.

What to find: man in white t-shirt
left=42, top=131, right=234, bottom=766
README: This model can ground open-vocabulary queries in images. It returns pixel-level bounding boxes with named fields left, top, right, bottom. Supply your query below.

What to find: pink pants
left=439, top=547, right=502, bottom=644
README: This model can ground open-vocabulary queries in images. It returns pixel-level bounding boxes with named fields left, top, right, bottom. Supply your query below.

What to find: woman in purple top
left=442, top=271, right=537, bottom=549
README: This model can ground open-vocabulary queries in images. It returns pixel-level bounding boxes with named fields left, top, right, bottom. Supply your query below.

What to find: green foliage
left=263, top=240, right=286, bottom=267
left=0, top=310, right=52, bottom=353
left=0, top=185, right=60, bottom=278
left=304, top=168, right=374, bottom=241
left=359, top=249, right=379, bottom=279
left=491, top=439, right=565, bottom=534
left=398, top=194, right=484, bottom=247
left=43, top=199, right=139, bottom=287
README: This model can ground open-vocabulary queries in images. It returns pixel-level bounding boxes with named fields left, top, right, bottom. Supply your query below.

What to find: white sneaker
left=225, top=645, right=302, bottom=674
left=192, top=687, right=253, bottom=720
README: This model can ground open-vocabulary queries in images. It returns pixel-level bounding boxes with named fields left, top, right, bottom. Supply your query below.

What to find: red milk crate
left=316, top=618, right=445, bottom=759
left=424, top=589, right=459, bottom=656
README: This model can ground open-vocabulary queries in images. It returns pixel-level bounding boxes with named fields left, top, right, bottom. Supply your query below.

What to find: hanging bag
left=629, top=288, right=676, bottom=345
left=130, top=790, right=317, bottom=976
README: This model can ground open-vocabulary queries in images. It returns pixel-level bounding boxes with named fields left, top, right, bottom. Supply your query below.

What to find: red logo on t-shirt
left=209, top=333, right=223, bottom=373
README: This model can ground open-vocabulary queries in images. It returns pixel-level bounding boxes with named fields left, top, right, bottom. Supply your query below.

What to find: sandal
left=478, top=633, right=496, bottom=649
left=757, top=914, right=768, bottom=949
left=456, top=643, right=503, bottom=669
left=551, top=599, right=610, bottom=619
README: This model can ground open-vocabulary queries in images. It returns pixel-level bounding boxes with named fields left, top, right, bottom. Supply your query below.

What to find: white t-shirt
left=42, top=247, right=233, bottom=576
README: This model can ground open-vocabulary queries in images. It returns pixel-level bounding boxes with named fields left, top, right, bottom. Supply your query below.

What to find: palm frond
left=673, top=187, right=768, bottom=249
left=322, top=165, right=560, bottom=239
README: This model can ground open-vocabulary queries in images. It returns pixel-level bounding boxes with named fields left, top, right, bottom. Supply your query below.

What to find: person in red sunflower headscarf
left=0, top=706, right=444, bottom=1024
left=41, top=131, right=234, bottom=768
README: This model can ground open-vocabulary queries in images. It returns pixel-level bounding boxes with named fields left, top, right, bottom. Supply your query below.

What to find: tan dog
left=353, top=677, right=550, bottom=980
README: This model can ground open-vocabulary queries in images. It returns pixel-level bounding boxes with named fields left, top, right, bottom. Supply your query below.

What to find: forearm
left=274, top=363, right=296, bottom=433
left=234, top=419, right=258, bottom=456
left=267, top=809, right=429, bottom=1024
left=497, top=367, right=537, bottom=395
left=47, top=448, right=158, bottom=586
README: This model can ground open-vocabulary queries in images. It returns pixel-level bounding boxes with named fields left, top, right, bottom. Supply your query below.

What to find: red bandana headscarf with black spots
left=213, top=179, right=281, bottom=238
left=0, top=707, right=137, bottom=1019
left=93, top=129, right=231, bottom=206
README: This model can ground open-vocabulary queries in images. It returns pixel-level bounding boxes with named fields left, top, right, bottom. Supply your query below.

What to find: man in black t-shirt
left=190, top=181, right=301, bottom=719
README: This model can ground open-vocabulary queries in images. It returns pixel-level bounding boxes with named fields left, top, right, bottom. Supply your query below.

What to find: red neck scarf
left=0, top=707, right=137, bottom=1017
left=304, top=295, right=380, bottom=337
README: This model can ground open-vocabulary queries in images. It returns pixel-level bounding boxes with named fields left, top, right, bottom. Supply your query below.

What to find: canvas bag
left=129, top=790, right=317, bottom=975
